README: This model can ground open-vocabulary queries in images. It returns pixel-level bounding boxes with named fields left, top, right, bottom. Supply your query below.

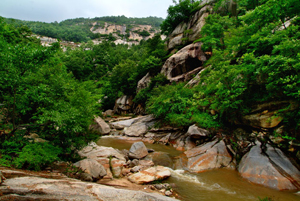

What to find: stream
left=97, top=136, right=300, bottom=201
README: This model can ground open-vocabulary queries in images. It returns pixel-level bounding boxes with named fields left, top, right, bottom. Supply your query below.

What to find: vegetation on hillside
left=4, top=16, right=164, bottom=42
left=0, top=16, right=167, bottom=170
left=149, top=0, right=300, bottom=140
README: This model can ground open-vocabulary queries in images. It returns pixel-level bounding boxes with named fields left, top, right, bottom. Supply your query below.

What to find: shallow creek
left=97, top=137, right=299, bottom=201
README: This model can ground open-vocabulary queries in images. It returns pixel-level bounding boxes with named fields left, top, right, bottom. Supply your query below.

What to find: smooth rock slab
left=1, top=176, right=178, bottom=201
left=184, top=139, right=235, bottom=172
left=128, top=166, right=171, bottom=184
left=238, top=141, right=300, bottom=190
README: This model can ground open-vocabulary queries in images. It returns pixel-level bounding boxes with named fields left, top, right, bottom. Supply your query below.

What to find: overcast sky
left=0, top=0, right=174, bottom=22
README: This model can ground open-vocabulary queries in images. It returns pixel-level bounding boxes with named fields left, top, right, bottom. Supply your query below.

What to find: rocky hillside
left=3, top=16, right=164, bottom=44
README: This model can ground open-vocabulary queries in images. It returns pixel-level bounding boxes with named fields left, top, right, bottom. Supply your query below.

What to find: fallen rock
left=128, top=166, right=171, bottom=184
left=238, top=141, right=300, bottom=190
left=90, top=116, right=111, bottom=135
left=184, top=139, right=235, bottom=172
left=74, top=159, right=107, bottom=180
left=128, top=142, right=148, bottom=159
left=0, top=175, right=178, bottom=201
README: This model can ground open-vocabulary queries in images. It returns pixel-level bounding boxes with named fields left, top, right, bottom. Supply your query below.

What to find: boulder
left=78, top=142, right=126, bottom=178
left=113, top=95, right=133, bottom=114
left=161, top=42, right=207, bottom=82
left=124, top=115, right=155, bottom=137
left=187, top=124, right=210, bottom=139
left=74, top=159, right=107, bottom=180
left=128, top=142, right=148, bottom=159
left=184, top=139, right=235, bottom=172
left=1, top=175, right=178, bottom=201
left=90, top=116, right=111, bottom=135
left=238, top=141, right=300, bottom=190
left=128, top=166, right=171, bottom=184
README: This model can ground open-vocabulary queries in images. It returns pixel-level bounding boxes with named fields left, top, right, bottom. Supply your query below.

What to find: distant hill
left=3, top=16, right=164, bottom=43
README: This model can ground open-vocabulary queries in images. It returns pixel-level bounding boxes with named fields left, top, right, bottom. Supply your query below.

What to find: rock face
left=184, top=139, right=235, bottom=172
left=114, top=95, right=133, bottom=114
left=128, top=166, right=171, bottom=184
left=90, top=116, right=111, bottom=135
left=161, top=42, right=207, bottom=82
left=74, top=159, right=107, bottom=180
left=167, top=4, right=213, bottom=50
left=128, top=142, right=149, bottom=159
left=238, top=141, right=300, bottom=190
left=0, top=175, right=177, bottom=201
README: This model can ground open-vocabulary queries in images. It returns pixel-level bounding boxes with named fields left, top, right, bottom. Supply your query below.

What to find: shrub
left=13, top=143, right=62, bottom=171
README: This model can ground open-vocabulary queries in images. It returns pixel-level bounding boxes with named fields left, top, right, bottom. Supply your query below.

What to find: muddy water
left=97, top=137, right=300, bottom=201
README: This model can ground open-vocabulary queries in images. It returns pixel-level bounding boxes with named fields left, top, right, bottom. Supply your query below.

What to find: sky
left=0, top=0, right=174, bottom=23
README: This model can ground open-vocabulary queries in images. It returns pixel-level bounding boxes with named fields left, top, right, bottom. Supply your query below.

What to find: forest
left=1, top=0, right=300, bottom=171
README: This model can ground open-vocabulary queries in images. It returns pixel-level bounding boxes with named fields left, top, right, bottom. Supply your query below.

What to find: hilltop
left=3, top=16, right=164, bottom=44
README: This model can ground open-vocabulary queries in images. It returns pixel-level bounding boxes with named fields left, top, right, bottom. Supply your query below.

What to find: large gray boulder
left=238, top=141, right=300, bottom=190
left=124, top=115, right=155, bottom=137
left=74, top=159, right=107, bottom=180
left=128, top=142, right=149, bottom=159
left=184, top=139, right=235, bottom=172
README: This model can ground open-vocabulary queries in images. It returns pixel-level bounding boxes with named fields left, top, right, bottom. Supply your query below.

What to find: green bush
left=13, top=143, right=62, bottom=171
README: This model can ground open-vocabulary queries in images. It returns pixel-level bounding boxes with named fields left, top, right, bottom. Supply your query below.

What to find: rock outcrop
left=167, top=4, right=213, bottom=50
left=136, top=72, right=152, bottom=93
left=238, top=141, right=300, bottom=190
left=184, top=139, right=235, bottom=172
left=161, top=42, right=207, bottom=82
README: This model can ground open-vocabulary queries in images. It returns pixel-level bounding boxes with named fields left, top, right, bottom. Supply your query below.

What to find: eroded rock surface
left=238, top=141, right=300, bottom=190
left=161, top=42, right=207, bottom=82
left=0, top=175, right=177, bottom=201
